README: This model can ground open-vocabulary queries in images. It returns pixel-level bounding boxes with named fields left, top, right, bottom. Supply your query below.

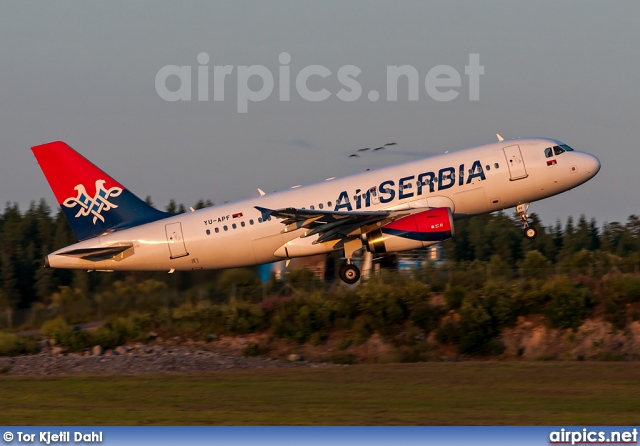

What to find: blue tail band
left=61, top=188, right=169, bottom=240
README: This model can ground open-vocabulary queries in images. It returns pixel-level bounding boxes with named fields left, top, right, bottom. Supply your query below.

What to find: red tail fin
left=32, top=141, right=123, bottom=204
left=32, top=141, right=168, bottom=240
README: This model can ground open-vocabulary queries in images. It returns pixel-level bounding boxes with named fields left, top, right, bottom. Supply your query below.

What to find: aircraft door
left=165, top=222, right=189, bottom=259
left=503, top=145, right=528, bottom=180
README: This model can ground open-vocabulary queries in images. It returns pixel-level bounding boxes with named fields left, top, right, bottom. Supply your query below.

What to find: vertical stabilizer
left=32, top=141, right=169, bottom=240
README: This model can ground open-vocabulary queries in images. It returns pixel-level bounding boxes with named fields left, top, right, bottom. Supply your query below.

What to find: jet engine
left=362, top=207, right=454, bottom=254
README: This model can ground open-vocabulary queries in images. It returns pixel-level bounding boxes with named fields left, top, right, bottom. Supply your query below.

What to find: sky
left=1, top=1, right=639, bottom=228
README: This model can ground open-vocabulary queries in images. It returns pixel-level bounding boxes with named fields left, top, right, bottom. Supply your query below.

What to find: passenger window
left=486, top=165, right=490, bottom=171
left=206, top=229, right=211, bottom=235
left=224, top=225, right=228, bottom=231
left=241, top=221, right=245, bottom=227
left=319, top=203, right=323, bottom=209
left=327, top=201, right=332, bottom=207
left=544, top=148, right=553, bottom=158
left=494, top=163, right=499, bottom=169
left=553, top=146, right=565, bottom=156
left=310, top=205, right=315, bottom=210
left=258, top=218, right=262, bottom=223
left=232, top=223, right=237, bottom=229
left=215, top=227, right=219, bottom=233
left=249, top=219, right=254, bottom=225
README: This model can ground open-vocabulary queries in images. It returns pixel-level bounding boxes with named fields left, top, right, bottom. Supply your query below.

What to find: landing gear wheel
left=517, top=203, right=536, bottom=240
left=339, top=263, right=361, bottom=284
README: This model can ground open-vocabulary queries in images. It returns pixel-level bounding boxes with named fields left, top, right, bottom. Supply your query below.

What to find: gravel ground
left=0, top=344, right=331, bottom=376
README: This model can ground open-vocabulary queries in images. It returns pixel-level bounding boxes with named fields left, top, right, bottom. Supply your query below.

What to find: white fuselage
left=46, top=138, right=601, bottom=272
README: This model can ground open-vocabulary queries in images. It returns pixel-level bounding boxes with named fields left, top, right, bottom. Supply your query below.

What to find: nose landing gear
left=524, top=226, right=537, bottom=239
left=517, top=203, right=537, bottom=239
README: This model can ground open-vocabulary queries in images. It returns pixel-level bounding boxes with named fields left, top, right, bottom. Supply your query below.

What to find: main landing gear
left=339, top=262, right=361, bottom=284
left=517, top=203, right=537, bottom=240
left=338, top=238, right=363, bottom=284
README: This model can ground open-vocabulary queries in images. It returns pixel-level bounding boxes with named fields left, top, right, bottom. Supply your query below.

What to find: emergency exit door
left=165, top=222, right=189, bottom=259
left=503, top=145, right=528, bottom=180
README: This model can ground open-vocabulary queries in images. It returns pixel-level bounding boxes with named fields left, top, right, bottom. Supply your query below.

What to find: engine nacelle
left=362, top=207, right=454, bottom=254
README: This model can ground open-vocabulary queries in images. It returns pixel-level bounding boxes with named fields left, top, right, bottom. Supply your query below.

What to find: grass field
left=1, top=362, right=639, bottom=425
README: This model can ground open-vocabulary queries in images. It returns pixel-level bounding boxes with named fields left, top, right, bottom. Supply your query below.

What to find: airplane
left=31, top=137, right=600, bottom=284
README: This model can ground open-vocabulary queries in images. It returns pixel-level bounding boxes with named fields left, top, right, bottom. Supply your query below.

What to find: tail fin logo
left=62, top=179, right=123, bottom=224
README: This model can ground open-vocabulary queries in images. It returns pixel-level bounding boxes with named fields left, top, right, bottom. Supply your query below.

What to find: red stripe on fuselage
left=31, top=141, right=124, bottom=204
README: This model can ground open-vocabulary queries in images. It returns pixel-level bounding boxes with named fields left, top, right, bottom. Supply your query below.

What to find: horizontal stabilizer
left=58, top=244, right=133, bottom=262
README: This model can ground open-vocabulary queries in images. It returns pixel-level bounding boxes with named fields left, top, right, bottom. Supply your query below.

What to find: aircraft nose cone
left=585, top=153, right=601, bottom=177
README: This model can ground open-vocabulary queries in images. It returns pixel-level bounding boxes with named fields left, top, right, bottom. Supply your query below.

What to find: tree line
left=0, top=197, right=212, bottom=312
left=0, top=197, right=639, bottom=314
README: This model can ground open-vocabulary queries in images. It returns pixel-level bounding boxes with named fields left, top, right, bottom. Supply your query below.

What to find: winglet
left=257, top=188, right=265, bottom=196
left=254, top=206, right=274, bottom=221
left=496, top=134, right=504, bottom=142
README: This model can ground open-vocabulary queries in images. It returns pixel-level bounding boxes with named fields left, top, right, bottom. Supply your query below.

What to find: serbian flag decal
left=233, top=212, right=243, bottom=218
left=547, top=159, right=557, bottom=166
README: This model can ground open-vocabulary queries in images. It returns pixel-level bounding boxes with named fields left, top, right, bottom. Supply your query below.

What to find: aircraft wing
left=255, top=206, right=413, bottom=243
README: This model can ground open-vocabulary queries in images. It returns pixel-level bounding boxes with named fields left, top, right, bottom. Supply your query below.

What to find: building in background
left=264, top=245, right=446, bottom=282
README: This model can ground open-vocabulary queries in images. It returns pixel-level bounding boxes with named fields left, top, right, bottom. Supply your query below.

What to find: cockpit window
left=553, top=145, right=565, bottom=156
left=544, top=147, right=553, bottom=158
left=560, top=144, right=574, bottom=152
